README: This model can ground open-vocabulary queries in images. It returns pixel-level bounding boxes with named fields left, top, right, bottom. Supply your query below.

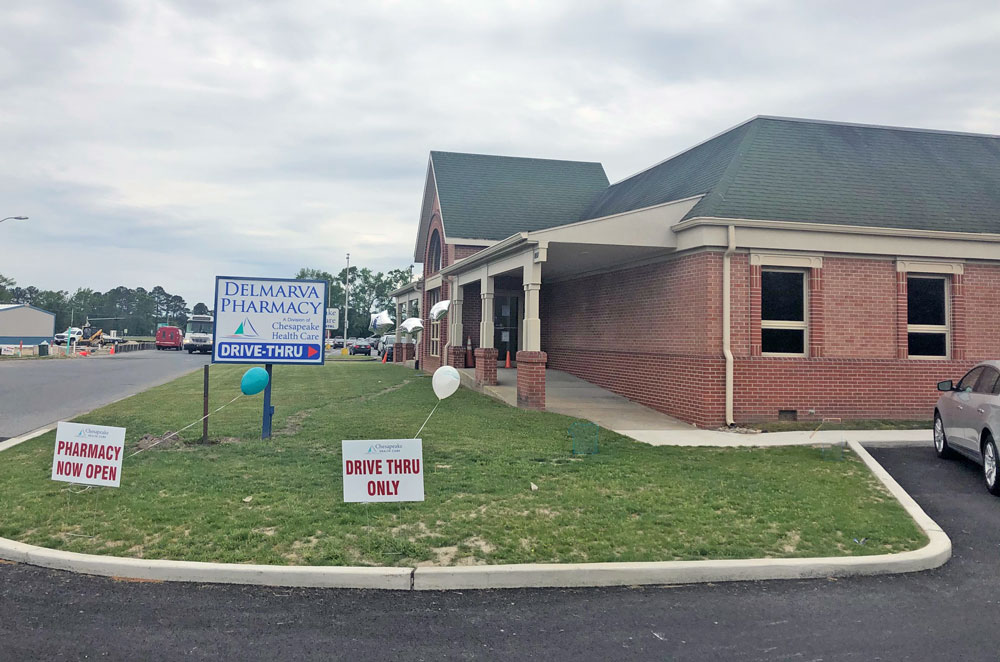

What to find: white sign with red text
left=342, top=439, right=424, bottom=503
left=51, top=422, right=126, bottom=487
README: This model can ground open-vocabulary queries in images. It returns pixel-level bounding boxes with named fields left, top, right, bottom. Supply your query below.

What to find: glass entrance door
left=494, top=293, right=520, bottom=362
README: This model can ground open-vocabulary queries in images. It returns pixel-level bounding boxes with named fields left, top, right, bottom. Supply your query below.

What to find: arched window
left=428, top=230, right=442, bottom=273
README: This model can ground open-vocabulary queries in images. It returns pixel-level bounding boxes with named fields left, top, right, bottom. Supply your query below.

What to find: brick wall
left=455, top=245, right=485, bottom=261
left=541, top=251, right=1000, bottom=428
left=820, top=257, right=897, bottom=358
left=963, top=263, right=1000, bottom=360
left=461, top=281, right=481, bottom=349
left=733, top=358, right=975, bottom=422
left=542, top=252, right=726, bottom=426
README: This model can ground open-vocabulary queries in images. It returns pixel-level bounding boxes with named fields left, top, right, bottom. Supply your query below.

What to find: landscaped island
left=0, top=362, right=925, bottom=566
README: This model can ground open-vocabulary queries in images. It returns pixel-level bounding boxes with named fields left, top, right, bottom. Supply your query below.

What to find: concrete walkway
left=457, top=367, right=932, bottom=448
left=458, top=367, right=694, bottom=432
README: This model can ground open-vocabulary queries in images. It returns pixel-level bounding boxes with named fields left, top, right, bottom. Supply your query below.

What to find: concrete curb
left=0, top=425, right=56, bottom=452
left=0, top=441, right=949, bottom=590
left=0, top=537, right=413, bottom=589
left=410, top=441, right=950, bottom=589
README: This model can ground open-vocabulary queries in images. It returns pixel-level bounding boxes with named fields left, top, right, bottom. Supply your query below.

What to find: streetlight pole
left=0, top=216, right=28, bottom=224
left=343, top=252, right=350, bottom=352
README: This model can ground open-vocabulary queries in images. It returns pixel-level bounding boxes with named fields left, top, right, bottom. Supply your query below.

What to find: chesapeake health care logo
left=226, top=317, right=260, bottom=340
left=76, top=427, right=111, bottom=440
left=367, top=442, right=405, bottom=455
left=343, top=439, right=424, bottom=503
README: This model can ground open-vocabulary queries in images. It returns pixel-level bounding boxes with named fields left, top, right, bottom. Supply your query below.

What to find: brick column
left=447, top=345, right=466, bottom=368
left=952, top=273, right=966, bottom=360
left=516, top=350, right=546, bottom=410
left=474, top=347, right=498, bottom=386
left=393, top=342, right=406, bottom=363
left=896, top=271, right=909, bottom=359
left=749, top=264, right=762, bottom=356
left=808, top=267, right=824, bottom=358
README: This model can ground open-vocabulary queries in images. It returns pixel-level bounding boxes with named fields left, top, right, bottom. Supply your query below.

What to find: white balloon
left=432, top=366, right=461, bottom=400
left=429, top=299, right=450, bottom=321
left=401, top=317, right=424, bottom=334
left=370, top=310, right=394, bottom=334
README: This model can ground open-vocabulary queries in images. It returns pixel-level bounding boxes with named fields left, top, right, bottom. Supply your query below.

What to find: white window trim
left=428, top=288, right=441, bottom=356
left=761, top=267, right=809, bottom=357
left=751, top=253, right=823, bottom=269
left=906, top=274, right=950, bottom=360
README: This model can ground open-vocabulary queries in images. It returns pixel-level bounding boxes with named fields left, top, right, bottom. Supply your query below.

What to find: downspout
left=722, top=225, right=736, bottom=426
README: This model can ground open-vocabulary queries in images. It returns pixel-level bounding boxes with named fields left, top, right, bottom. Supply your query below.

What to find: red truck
left=155, top=326, right=184, bottom=350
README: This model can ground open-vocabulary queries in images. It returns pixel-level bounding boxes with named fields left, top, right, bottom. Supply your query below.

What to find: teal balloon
left=240, top=367, right=269, bottom=395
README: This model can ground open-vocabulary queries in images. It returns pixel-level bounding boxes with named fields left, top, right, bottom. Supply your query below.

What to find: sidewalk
left=456, top=366, right=930, bottom=448
left=621, top=428, right=931, bottom=447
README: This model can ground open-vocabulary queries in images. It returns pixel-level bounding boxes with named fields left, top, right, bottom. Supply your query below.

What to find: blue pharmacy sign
left=213, top=275, right=328, bottom=439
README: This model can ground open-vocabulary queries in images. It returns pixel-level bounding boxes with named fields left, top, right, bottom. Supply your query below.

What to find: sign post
left=212, top=276, right=328, bottom=440
left=262, top=363, right=275, bottom=439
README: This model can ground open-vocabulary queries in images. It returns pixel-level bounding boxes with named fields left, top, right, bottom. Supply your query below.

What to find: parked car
left=349, top=339, right=372, bottom=356
left=934, top=360, right=1000, bottom=494
left=53, top=327, right=83, bottom=346
left=155, top=326, right=184, bottom=351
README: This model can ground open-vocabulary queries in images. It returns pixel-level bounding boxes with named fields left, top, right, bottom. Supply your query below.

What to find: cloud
left=1, top=0, right=998, bottom=305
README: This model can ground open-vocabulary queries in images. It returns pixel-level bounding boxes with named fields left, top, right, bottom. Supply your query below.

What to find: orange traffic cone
left=505, top=350, right=511, bottom=369
left=382, top=351, right=388, bottom=364
left=109, top=345, right=115, bottom=355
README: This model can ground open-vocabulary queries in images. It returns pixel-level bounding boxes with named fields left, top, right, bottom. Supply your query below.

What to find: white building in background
left=0, top=304, right=56, bottom=345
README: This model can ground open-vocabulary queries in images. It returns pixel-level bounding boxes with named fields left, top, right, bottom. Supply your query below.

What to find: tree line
left=295, top=265, right=415, bottom=337
left=0, top=274, right=210, bottom=336
left=0, top=262, right=415, bottom=339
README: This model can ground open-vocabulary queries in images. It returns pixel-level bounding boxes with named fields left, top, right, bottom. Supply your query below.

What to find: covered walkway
left=458, top=367, right=693, bottom=438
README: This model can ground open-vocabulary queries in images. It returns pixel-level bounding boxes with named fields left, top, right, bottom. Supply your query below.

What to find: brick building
left=399, top=116, right=1000, bottom=427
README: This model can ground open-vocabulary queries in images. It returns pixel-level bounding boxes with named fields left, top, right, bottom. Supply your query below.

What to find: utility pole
left=343, top=252, right=350, bottom=350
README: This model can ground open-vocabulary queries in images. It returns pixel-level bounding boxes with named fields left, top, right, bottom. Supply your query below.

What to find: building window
left=428, top=230, right=442, bottom=274
left=907, top=275, right=948, bottom=358
left=760, top=269, right=807, bottom=356
left=428, top=288, right=441, bottom=356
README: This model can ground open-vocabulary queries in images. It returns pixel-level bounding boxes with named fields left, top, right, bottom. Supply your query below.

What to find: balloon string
left=414, top=401, right=440, bottom=439
left=128, top=394, right=244, bottom=458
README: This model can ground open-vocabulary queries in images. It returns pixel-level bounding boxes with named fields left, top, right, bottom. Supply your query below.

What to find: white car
left=934, top=360, right=1000, bottom=494
left=53, top=327, right=83, bottom=345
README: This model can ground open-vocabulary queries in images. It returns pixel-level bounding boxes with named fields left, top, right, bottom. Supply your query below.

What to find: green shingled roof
left=582, top=117, right=1000, bottom=234
left=430, top=151, right=609, bottom=241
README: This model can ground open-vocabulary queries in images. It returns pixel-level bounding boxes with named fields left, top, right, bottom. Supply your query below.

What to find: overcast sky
left=2, top=0, right=998, bottom=306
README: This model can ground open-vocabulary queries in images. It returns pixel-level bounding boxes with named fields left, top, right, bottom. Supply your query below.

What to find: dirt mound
left=134, top=432, right=181, bottom=451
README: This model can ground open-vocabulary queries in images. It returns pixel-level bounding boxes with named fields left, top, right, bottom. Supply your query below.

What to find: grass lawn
left=0, top=362, right=926, bottom=567
left=751, top=420, right=932, bottom=433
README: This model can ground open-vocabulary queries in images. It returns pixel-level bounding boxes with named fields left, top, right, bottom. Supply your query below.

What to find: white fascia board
left=530, top=195, right=702, bottom=247
left=439, top=233, right=531, bottom=276
left=675, top=216, right=1000, bottom=243
left=676, top=217, right=1000, bottom=262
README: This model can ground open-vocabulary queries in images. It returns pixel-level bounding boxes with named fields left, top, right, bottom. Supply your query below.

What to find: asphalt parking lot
left=1, top=445, right=998, bottom=660
left=0, top=350, right=209, bottom=439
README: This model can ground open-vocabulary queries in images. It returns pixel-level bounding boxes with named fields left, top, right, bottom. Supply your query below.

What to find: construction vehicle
left=77, top=326, right=107, bottom=347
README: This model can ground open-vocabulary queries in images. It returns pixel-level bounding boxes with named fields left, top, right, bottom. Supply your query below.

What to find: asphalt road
left=0, top=350, right=209, bottom=438
left=1, top=445, right=998, bottom=660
